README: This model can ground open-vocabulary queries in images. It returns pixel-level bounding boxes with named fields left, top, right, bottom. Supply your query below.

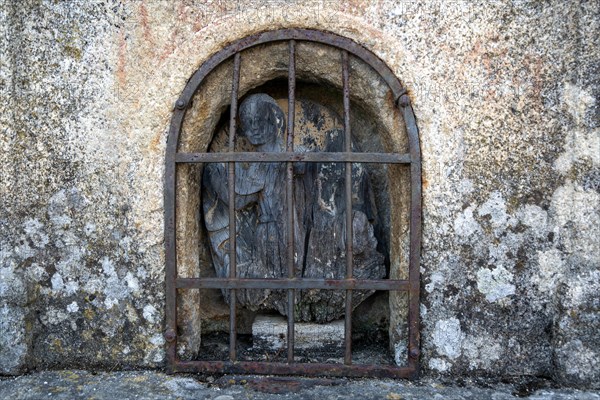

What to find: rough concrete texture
left=1, top=0, right=598, bottom=389
left=1, top=370, right=600, bottom=400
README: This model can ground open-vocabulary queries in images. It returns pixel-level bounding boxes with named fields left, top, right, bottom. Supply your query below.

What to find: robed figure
left=202, top=94, right=385, bottom=322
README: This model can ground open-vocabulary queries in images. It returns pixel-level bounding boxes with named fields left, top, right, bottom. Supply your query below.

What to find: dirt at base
left=195, top=331, right=396, bottom=365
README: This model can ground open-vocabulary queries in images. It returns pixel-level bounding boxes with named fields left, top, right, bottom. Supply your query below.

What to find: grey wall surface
left=1, top=0, right=598, bottom=388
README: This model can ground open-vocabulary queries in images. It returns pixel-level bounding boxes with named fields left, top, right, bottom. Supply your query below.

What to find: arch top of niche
left=166, top=29, right=417, bottom=152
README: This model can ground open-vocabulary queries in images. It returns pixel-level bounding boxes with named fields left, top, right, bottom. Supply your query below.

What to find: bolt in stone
left=398, top=94, right=410, bottom=108
left=164, top=329, right=176, bottom=342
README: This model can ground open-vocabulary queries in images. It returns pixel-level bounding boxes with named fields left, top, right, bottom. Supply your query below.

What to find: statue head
left=239, top=94, right=285, bottom=147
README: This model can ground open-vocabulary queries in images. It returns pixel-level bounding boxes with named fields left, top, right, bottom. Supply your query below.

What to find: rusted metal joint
left=164, top=329, right=177, bottom=343
left=175, top=99, right=187, bottom=110
left=409, top=347, right=420, bottom=359
left=398, top=93, right=410, bottom=108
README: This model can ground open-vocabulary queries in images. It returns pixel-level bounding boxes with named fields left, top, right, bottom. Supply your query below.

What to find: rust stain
left=422, top=173, right=429, bottom=190
left=149, top=131, right=161, bottom=153
left=159, top=32, right=177, bottom=62
left=346, top=22, right=384, bottom=43
left=461, top=38, right=485, bottom=81
left=176, top=1, right=188, bottom=22
left=385, top=89, right=395, bottom=107
left=463, top=35, right=515, bottom=102
left=139, top=1, right=152, bottom=43
left=192, top=6, right=206, bottom=33
left=405, top=87, right=416, bottom=105
left=159, top=1, right=191, bottom=62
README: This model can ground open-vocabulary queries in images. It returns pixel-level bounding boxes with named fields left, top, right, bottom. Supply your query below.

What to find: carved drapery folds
left=202, top=94, right=385, bottom=322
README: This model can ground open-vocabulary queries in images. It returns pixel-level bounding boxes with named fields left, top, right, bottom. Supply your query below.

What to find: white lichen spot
left=534, top=249, right=565, bottom=293
left=136, top=267, right=148, bottom=279
left=66, top=301, right=79, bottom=313
left=429, top=357, right=451, bottom=372
left=476, top=266, right=516, bottom=302
left=393, top=341, right=407, bottom=365
left=23, top=219, right=49, bottom=248
left=517, top=204, right=548, bottom=231
left=51, top=273, right=65, bottom=293
left=564, top=270, right=600, bottom=309
left=119, top=236, right=133, bottom=254
left=432, top=318, right=463, bottom=360
left=50, top=214, right=72, bottom=229
left=150, top=334, right=165, bottom=347
left=563, top=82, right=596, bottom=125
left=26, top=263, right=48, bottom=282
left=14, top=241, right=35, bottom=260
left=143, top=304, right=158, bottom=323
left=553, top=128, right=600, bottom=174
left=425, top=272, right=445, bottom=293
left=560, top=340, right=599, bottom=380
left=125, top=272, right=139, bottom=292
left=453, top=206, right=480, bottom=239
left=83, top=278, right=103, bottom=294
left=101, top=258, right=132, bottom=303
left=84, top=223, right=96, bottom=237
left=104, top=297, right=118, bottom=309
left=101, top=257, right=116, bottom=277
left=43, top=308, right=68, bottom=325
left=0, top=242, right=11, bottom=266
left=478, top=191, right=517, bottom=233
left=152, top=351, right=165, bottom=363
left=148, top=334, right=166, bottom=363
left=64, top=280, right=79, bottom=296
left=462, top=335, right=502, bottom=370
left=554, top=83, right=599, bottom=174
left=458, top=178, right=474, bottom=194
left=550, top=181, right=600, bottom=261
left=0, top=266, right=27, bottom=302
left=0, top=304, right=28, bottom=371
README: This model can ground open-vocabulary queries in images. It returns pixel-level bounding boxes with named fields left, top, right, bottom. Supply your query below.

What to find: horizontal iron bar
left=173, top=360, right=416, bottom=379
left=175, top=277, right=410, bottom=291
left=175, top=152, right=411, bottom=164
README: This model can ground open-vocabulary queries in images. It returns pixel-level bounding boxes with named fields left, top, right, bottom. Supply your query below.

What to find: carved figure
left=202, top=94, right=385, bottom=322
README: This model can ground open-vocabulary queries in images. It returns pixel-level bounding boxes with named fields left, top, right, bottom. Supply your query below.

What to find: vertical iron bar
left=400, top=95, right=422, bottom=373
left=342, top=50, right=354, bottom=365
left=164, top=110, right=185, bottom=371
left=286, top=40, right=296, bottom=363
left=228, top=52, right=241, bottom=362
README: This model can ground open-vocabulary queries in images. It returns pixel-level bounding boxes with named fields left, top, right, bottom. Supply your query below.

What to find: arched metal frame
left=164, top=28, right=422, bottom=378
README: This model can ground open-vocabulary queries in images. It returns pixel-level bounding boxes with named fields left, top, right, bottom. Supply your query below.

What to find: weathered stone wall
left=1, top=0, right=598, bottom=388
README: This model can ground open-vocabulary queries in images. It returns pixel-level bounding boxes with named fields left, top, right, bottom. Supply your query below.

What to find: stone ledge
left=252, top=315, right=344, bottom=350
left=1, top=370, right=599, bottom=400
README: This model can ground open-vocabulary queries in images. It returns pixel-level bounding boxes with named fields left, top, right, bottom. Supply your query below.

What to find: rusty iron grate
left=164, top=28, right=422, bottom=379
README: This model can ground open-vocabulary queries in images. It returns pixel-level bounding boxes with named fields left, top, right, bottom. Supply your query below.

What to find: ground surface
left=1, top=370, right=599, bottom=400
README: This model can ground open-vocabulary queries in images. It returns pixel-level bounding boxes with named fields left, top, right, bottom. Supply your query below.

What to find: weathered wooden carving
left=202, top=94, right=385, bottom=322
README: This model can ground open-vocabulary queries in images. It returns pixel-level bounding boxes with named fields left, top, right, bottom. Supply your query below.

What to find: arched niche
left=164, top=29, right=421, bottom=378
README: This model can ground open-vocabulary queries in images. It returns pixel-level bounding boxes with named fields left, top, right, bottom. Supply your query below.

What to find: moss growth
left=83, top=308, right=95, bottom=320
left=63, top=45, right=82, bottom=60
left=51, top=338, right=64, bottom=353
